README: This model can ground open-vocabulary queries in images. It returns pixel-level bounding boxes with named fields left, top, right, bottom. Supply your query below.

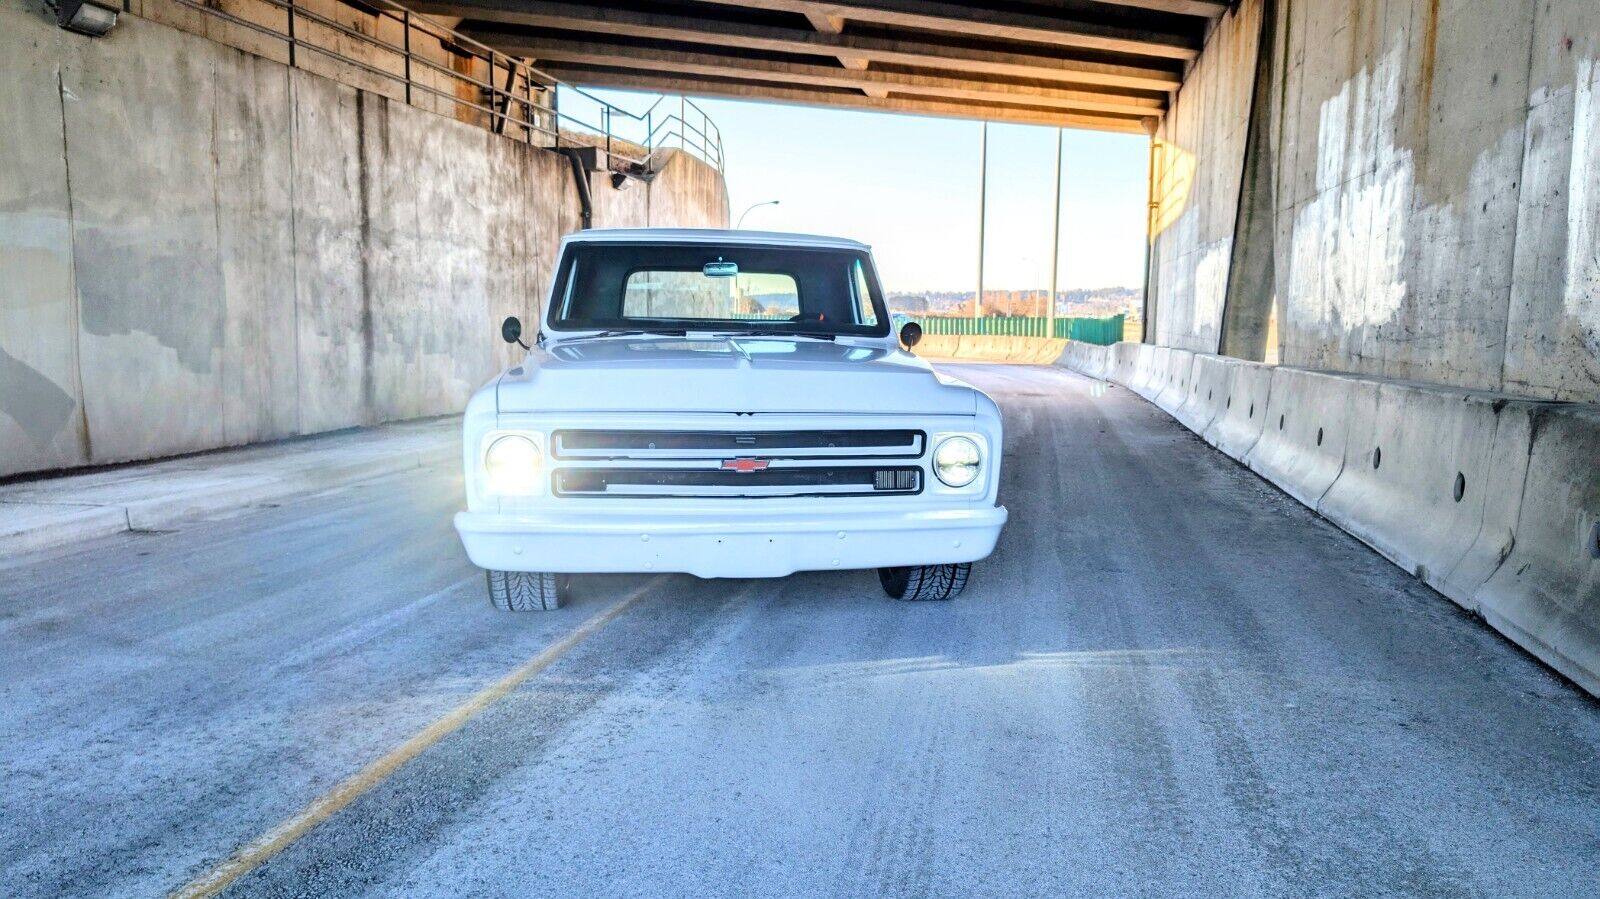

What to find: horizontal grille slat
left=555, top=466, right=922, bottom=498
left=553, top=429, right=922, bottom=460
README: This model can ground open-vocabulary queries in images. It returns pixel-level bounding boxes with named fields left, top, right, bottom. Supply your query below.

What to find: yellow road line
left=173, top=578, right=663, bottom=899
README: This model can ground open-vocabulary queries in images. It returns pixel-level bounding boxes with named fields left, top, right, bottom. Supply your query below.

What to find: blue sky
left=581, top=89, right=1151, bottom=294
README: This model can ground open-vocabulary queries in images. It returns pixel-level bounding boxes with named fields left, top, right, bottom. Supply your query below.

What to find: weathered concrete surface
left=0, top=5, right=85, bottom=474
left=1054, top=339, right=1600, bottom=697
left=1148, top=0, right=1261, bottom=353
left=0, top=0, right=729, bottom=478
left=2, top=364, right=1597, bottom=897
left=1150, top=0, right=1600, bottom=402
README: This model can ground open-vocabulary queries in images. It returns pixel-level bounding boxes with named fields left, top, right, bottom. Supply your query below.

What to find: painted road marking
left=172, top=578, right=664, bottom=898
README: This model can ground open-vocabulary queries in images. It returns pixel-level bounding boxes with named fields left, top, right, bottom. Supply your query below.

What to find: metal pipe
left=560, top=149, right=593, bottom=230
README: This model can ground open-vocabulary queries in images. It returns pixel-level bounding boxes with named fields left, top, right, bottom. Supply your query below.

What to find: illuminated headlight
left=933, top=435, right=982, bottom=488
left=484, top=434, right=542, bottom=495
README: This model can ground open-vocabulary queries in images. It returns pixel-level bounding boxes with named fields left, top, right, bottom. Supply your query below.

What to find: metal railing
left=912, top=314, right=1130, bottom=344
left=157, top=0, right=722, bottom=173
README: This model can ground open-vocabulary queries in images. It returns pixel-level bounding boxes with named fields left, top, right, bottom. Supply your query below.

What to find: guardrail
left=157, top=0, right=722, bottom=173
left=912, top=314, right=1128, bottom=345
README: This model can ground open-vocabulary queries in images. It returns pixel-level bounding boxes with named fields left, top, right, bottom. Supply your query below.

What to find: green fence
left=912, top=314, right=1126, bottom=345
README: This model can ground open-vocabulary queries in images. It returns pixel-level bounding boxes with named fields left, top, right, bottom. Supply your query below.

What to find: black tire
left=877, top=563, right=972, bottom=601
left=486, top=570, right=566, bottom=611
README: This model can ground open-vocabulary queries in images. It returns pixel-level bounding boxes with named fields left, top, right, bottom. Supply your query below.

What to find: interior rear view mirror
left=703, top=260, right=739, bottom=278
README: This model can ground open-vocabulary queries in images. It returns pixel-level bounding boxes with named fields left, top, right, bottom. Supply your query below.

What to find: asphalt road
left=3, top=363, right=1598, bottom=898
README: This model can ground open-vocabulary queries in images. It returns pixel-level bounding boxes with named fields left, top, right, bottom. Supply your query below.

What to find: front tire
left=486, top=570, right=567, bottom=611
left=877, top=563, right=972, bottom=601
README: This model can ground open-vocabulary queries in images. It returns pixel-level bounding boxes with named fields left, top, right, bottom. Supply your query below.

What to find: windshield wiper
left=716, top=329, right=837, bottom=341
left=568, top=328, right=688, bottom=339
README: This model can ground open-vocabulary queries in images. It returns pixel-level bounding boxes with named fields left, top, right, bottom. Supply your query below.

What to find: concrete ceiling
left=408, top=1, right=1229, bottom=133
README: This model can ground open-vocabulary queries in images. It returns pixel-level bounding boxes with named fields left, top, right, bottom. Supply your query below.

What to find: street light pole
left=1047, top=127, right=1063, bottom=340
left=975, top=120, right=987, bottom=320
left=735, top=199, right=780, bottom=229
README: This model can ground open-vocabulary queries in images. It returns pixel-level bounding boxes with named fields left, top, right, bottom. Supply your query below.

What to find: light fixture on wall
left=57, top=0, right=120, bottom=36
left=610, top=172, right=632, bottom=191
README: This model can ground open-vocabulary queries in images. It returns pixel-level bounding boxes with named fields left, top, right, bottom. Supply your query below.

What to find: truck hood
left=495, top=337, right=977, bottom=415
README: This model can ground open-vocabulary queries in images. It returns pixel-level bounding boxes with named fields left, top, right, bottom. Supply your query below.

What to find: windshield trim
left=545, top=241, right=892, bottom=339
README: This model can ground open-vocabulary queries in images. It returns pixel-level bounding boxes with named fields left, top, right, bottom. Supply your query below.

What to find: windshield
left=549, top=242, right=891, bottom=337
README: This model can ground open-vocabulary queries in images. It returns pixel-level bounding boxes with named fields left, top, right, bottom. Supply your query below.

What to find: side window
left=852, top=260, right=879, bottom=327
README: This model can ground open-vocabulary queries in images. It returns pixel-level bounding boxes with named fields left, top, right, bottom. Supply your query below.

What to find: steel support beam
left=506, top=39, right=1165, bottom=118
left=432, top=2, right=1185, bottom=92
left=537, top=65, right=1152, bottom=132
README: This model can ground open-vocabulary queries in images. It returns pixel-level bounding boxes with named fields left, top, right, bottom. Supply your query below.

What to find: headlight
left=933, top=435, right=982, bottom=488
left=484, top=434, right=542, bottom=495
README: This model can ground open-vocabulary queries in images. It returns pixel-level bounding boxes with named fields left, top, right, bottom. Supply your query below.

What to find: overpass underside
left=412, top=0, right=1235, bottom=133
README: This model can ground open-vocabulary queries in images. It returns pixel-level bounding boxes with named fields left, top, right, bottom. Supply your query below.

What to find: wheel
left=877, top=563, right=972, bottom=601
left=485, top=570, right=567, bottom=611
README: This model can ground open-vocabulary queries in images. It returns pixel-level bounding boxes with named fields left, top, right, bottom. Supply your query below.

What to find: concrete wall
left=1148, top=0, right=1263, bottom=353
left=0, top=0, right=728, bottom=478
left=1149, top=0, right=1600, bottom=402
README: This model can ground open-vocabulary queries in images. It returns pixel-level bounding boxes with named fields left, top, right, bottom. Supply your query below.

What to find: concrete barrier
left=1152, top=349, right=1194, bottom=416
left=1204, top=360, right=1274, bottom=458
left=1173, top=353, right=1233, bottom=435
left=1131, top=345, right=1167, bottom=399
left=1038, top=339, right=1600, bottom=699
left=1243, top=367, right=1378, bottom=509
left=910, top=335, right=1068, bottom=365
left=1111, top=342, right=1141, bottom=385
left=1317, top=382, right=1505, bottom=590
left=1059, top=342, right=1114, bottom=380
left=913, top=335, right=963, bottom=359
left=1475, top=405, right=1600, bottom=696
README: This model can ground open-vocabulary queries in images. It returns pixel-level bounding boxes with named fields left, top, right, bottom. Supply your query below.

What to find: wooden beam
left=688, top=1, right=1200, bottom=60
left=1084, top=0, right=1230, bottom=17
left=422, top=1, right=1185, bottom=91
left=495, top=37, right=1166, bottom=117
left=537, top=64, right=1155, bottom=133
left=803, top=10, right=844, bottom=33
left=798, top=5, right=862, bottom=87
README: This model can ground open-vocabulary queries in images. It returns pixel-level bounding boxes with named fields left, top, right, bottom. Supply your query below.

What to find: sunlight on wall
left=1149, top=139, right=1196, bottom=238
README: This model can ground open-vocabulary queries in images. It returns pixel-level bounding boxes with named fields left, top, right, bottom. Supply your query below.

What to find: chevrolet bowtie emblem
left=720, top=458, right=771, bottom=473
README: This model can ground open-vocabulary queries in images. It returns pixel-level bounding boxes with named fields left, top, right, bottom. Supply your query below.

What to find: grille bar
left=554, top=466, right=922, bottom=498
left=553, top=429, right=923, bottom=460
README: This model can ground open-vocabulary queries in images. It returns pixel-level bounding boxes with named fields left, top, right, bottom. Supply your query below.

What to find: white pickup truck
left=454, top=229, right=1007, bottom=610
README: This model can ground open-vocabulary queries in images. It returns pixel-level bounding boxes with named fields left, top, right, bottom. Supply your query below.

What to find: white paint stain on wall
left=1287, top=44, right=1410, bottom=336
left=1284, top=37, right=1537, bottom=390
left=1565, top=58, right=1598, bottom=324
left=1194, top=239, right=1232, bottom=336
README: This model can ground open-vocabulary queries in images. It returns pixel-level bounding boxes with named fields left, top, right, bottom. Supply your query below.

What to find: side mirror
left=898, top=320, right=923, bottom=349
left=501, top=316, right=523, bottom=345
